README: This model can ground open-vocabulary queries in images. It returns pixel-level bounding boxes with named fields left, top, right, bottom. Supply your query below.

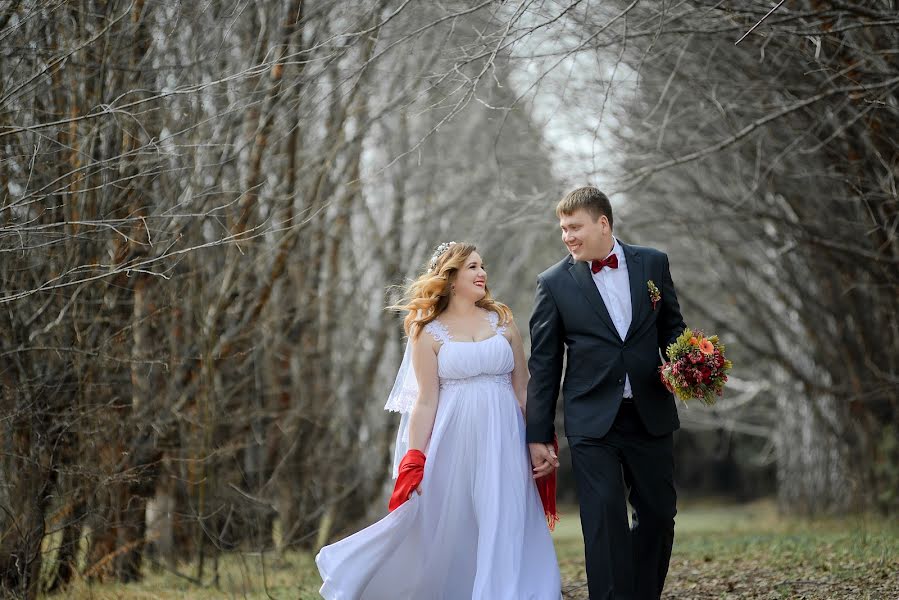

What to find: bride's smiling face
left=453, top=251, right=487, bottom=300
left=560, top=208, right=610, bottom=262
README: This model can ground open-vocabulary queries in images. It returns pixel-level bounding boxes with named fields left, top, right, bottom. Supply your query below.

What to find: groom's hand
left=528, top=442, right=559, bottom=479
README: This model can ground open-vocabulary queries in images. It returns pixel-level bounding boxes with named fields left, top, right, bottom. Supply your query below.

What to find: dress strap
left=423, top=319, right=452, bottom=344
left=487, top=310, right=508, bottom=335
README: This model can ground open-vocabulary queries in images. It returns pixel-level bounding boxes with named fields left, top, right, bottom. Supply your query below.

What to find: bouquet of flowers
left=660, top=328, right=732, bottom=405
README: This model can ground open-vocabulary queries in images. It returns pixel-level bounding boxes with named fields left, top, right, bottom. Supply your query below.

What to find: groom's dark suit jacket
left=526, top=242, right=686, bottom=442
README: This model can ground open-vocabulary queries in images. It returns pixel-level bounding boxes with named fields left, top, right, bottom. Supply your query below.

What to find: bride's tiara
left=427, top=241, right=457, bottom=273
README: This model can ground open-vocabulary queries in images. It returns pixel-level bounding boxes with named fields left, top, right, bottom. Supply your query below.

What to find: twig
left=735, top=0, right=786, bottom=45
left=615, top=75, right=899, bottom=191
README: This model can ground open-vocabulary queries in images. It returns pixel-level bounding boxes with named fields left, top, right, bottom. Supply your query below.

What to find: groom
left=527, top=187, right=686, bottom=600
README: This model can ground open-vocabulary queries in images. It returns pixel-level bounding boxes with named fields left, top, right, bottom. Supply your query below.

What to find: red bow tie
left=591, top=254, right=618, bottom=273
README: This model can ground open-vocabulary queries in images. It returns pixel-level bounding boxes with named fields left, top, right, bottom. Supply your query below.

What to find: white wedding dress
left=316, top=311, right=561, bottom=599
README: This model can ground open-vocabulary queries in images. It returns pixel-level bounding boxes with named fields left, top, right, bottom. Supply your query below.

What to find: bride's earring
left=451, top=285, right=456, bottom=296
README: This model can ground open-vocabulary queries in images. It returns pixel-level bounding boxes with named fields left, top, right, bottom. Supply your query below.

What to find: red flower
left=659, top=369, right=674, bottom=392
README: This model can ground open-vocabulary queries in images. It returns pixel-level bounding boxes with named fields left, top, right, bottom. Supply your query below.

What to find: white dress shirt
left=590, top=237, right=633, bottom=398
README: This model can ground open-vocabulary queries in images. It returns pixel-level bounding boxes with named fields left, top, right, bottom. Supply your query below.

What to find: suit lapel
left=623, top=242, right=646, bottom=341
left=567, top=257, right=618, bottom=338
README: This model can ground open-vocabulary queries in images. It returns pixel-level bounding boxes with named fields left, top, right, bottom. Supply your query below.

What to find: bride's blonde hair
left=392, top=242, right=512, bottom=338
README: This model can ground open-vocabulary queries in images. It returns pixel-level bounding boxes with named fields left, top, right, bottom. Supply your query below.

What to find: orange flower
left=699, top=339, right=714, bottom=355
left=689, top=337, right=699, bottom=346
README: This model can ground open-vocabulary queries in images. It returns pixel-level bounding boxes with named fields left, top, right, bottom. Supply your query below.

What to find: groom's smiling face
left=560, top=208, right=610, bottom=262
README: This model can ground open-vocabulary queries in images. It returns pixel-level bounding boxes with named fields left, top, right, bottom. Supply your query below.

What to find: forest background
left=1, top=1, right=897, bottom=598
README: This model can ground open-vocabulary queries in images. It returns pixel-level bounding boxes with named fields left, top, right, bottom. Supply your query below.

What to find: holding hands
left=530, top=437, right=561, bottom=530
left=529, top=441, right=559, bottom=479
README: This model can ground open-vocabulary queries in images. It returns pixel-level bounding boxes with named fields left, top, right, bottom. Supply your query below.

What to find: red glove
left=389, top=449, right=426, bottom=511
left=535, top=434, right=560, bottom=531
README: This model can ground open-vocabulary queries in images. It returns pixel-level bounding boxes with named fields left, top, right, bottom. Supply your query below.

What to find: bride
left=316, top=241, right=562, bottom=599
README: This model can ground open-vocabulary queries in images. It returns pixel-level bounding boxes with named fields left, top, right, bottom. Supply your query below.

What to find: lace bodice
left=385, top=311, right=514, bottom=414
left=424, top=310, right=508, bottom=343
left=424, top=310, right=514, bottom=385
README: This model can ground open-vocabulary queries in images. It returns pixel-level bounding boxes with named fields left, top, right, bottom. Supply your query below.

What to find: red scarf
left=535, top=435, right=560, bottom=531
left=389, top=449, right=426, bottom=511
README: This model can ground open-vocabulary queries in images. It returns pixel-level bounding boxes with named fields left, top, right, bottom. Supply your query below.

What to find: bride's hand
left=409, top=484, right=423, bottom=500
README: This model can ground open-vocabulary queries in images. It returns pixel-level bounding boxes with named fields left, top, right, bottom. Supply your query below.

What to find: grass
left=53, top=500, right=898, bottom=599
left=659, top=501, right=898, bottom=600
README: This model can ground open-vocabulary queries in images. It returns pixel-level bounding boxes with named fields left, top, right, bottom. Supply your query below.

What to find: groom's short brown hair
left=556, top=187, right=613, bottom=229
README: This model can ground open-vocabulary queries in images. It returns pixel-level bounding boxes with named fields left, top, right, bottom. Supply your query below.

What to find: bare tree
left=1, top=1, right=561, bottom=595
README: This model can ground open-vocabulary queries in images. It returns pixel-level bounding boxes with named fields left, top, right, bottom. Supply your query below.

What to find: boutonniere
left=647, top=280, right=661, bottom=310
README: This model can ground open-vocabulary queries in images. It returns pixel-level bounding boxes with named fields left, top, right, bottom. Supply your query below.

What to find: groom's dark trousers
left=526, top=243, right=686, bottom=600
left=568, top=400, right=676, bottom=600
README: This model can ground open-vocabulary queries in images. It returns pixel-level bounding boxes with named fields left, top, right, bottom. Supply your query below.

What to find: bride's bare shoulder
left=486, top=308, right=517, bottom=339
left=503, top=315, right=522, bottom=339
